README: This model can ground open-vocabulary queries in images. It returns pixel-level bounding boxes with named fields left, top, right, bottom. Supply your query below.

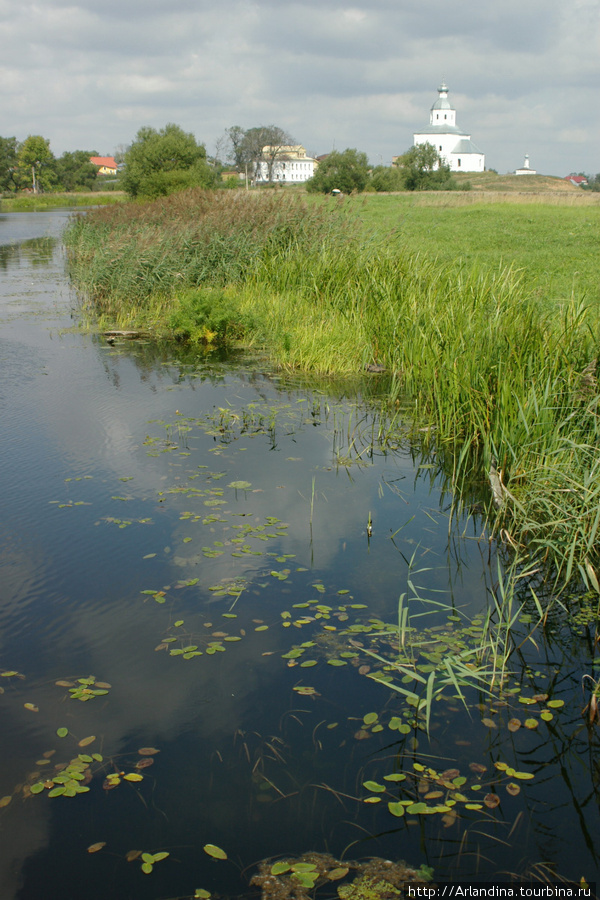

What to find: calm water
left=0, top=211, right=598, bottom=900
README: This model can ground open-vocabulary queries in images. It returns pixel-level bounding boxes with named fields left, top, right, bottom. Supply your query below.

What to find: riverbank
left=0, top=191, right=125, bottom=212
left=64, top=188, right=600, bottom=591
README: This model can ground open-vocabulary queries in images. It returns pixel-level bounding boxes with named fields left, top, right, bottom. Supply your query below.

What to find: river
left=0, top=210, right=598, bottom=899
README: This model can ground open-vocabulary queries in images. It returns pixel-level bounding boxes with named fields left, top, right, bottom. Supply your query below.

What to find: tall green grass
left=245, top=238, right=600, bottom=586
left=64, top=189, right=600, bottom=591
left=65, top=188, right=355, bottom=312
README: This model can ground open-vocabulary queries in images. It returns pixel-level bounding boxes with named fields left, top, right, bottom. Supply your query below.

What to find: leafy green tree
left=55, top=151, right=99, bottom=192
left=306, top=149, right=370, bottom=194
left=122, top=123, right=218, bottom=199
left=369, top=165, right=406, bottom=192
left=394, top=142, right=454, bottom=191
left=16, top=135, right=57, bottom=193
left=0, top=136, right=19, bottom=192
left=581, top=173, right=600, bottom=192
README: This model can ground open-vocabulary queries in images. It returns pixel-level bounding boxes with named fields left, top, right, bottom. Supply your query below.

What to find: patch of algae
left=250, top=853, right=434, bottom=900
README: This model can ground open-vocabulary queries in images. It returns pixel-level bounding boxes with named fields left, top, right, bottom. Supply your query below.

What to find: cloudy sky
left=1, top=0, right=598, bottom=177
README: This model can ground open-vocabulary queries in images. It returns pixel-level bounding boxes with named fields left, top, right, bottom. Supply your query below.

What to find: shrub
left=168, top=288, right=254, bottom=345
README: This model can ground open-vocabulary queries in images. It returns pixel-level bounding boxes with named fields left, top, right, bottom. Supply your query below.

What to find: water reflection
left=0, top=212, right=598, bottom=900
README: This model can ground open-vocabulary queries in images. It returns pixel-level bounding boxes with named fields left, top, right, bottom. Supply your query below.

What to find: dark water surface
left=0, top=211, right=598, bottom=900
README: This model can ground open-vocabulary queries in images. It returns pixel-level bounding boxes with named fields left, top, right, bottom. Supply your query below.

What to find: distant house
left=413, top=82, right=485, bottom=173
left=90, top=156, right=118, bottom=176
left=515, top=154, right=537, bottom=175
left=564, top=174, right=588, bottom=186
left=255, top=145, right=317, bottom=184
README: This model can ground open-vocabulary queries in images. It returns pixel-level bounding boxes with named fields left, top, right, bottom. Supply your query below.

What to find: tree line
left=0, top=135, right=102, bottom=193
left=0, top=124, right=494, bottom=200
left=9, top=122, right=595, bottom=200
left=121, top=125, right=465, bottom=197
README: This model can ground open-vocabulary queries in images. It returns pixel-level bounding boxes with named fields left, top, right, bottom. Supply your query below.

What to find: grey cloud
left=0, top=0, right=597, bottom=174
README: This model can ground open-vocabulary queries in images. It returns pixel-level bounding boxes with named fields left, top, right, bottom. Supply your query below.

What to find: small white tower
left=515, top=154, right=537, bottom=175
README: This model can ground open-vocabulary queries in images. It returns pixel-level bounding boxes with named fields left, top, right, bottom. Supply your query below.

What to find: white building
left=413, top=82, right=485, bottom=173
left=255, top=145, right=317, bottom=184
left=515, top=154, right=537, bottom=175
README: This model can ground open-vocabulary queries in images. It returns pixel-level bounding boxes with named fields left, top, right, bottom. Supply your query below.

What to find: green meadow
left=351, top=191, right=600, bottom=304
left=64, top=188, right=600, bottom=593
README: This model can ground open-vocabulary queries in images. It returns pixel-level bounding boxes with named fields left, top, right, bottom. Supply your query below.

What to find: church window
left=457, top=159, right=461, bottom=167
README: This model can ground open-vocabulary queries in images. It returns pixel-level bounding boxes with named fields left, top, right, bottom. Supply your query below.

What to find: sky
left=0, top=0, right=598, bottom=177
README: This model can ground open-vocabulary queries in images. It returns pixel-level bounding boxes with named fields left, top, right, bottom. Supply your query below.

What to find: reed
left=65, top=188, right=355, bottom=316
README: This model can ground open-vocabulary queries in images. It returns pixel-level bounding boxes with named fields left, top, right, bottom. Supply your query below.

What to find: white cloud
left=0, top=0, right=598, bottom=174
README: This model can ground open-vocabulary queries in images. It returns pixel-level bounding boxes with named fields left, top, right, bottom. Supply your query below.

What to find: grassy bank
left=64, top=188, right=600, bottom=590
left=0, top=192, right=125, bottom=212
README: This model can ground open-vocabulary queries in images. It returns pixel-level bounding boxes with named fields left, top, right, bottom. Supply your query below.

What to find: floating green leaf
left=203, top=844, right=227, bottom=860
left=48, top=786, right=66, bottom=797
left=271, top=863, right=291, bottom=875
left=328, top=867, right=349, bottom=880
left=362, top=781, right=386, bottom=793
left=388, top=801, right=405, bottom=817
left=406, top=802, right=428, bottom=814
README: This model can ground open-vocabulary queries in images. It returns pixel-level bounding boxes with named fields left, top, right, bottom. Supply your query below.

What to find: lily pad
left=203, top=844, right=227, bottom=860
left=271, top=863, right=291, bottom=875
left=388, top=802, right=405, bottom=817
left=87, top=842, right=106, bottom=854
left=362, top=781, right=386, bottom=793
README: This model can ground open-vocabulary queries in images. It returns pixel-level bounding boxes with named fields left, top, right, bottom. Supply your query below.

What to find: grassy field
left=64, top=188, right=600, bottom=593
left=452, top=171, right=589, bottom=192
left=348, top=192, right=600, bottom=304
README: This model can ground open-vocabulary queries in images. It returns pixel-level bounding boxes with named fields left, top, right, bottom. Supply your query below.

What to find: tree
left=306, top=149, right=370, bottom=194
left=581, top=174, right=600, bottom=192
left=394, top=142, right=454, bottom=191
left=223, top=125, right=294, bottom=183
left=16, top=135, right=56, bottom=193
left=113, top=143, right=129, bottom=166
left=369, top=164, right=405, bottom=192
left=121, top=123, right=218, bottom=199
left=224, top=126, right=249, bottom=172
left=0, top=136, right=18, bottom=192
left=55, top=150, right=99, bottom=192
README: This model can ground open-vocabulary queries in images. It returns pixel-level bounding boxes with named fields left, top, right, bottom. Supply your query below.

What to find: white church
left=413, top=82, right=485, bottom=173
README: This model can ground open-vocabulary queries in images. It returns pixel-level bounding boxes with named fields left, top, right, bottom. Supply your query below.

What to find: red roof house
left=90, top=156, right=118, bottom=175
